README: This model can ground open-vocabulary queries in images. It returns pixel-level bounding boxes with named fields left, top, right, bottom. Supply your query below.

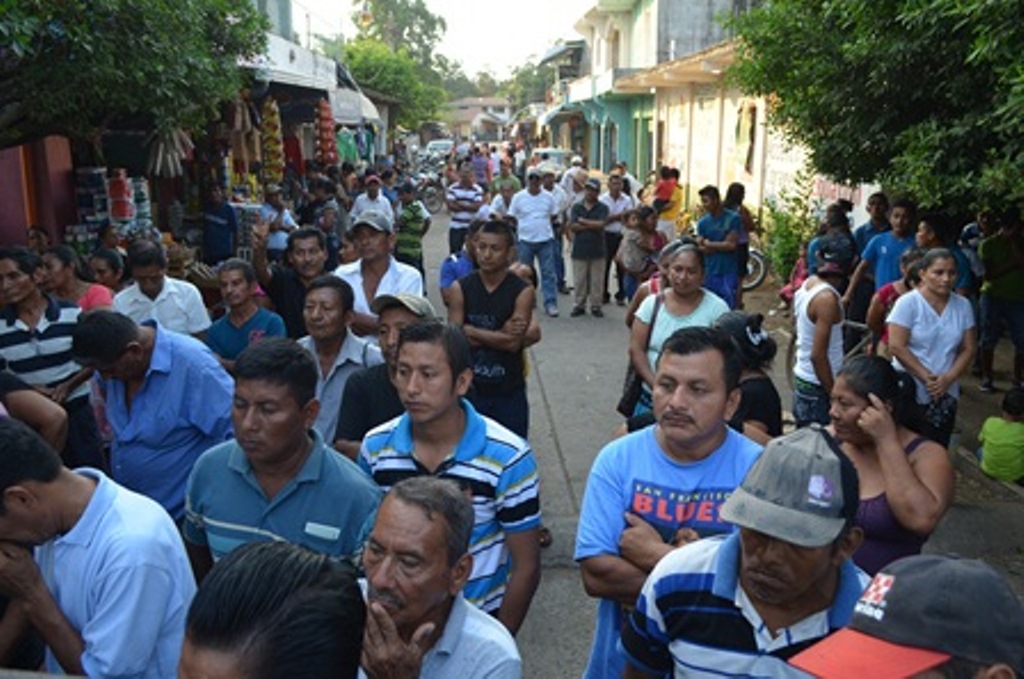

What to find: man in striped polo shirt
left=0, top=247, right=104, bottom=470
left=445, top=163, right=484, bottom=254
left=360, top=320, right=541, bottom=635
left=621, top=426, right=870, bottom=678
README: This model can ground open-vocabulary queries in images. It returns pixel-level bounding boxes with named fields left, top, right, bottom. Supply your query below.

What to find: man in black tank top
left=447, top=220, right=535, bottom=439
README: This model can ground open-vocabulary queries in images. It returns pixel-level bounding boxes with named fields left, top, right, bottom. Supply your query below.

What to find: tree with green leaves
left=500, top=61, right=555, bottom=112
left=729, top=0, right=1024, bottom=211
left=340, top=37, right=444, bottom=129
left=349, top=0, right=446, bottom=75
left=0, top=0, right=267, bottom=156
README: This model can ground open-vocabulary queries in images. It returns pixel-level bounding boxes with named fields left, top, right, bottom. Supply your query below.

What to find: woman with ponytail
left=829, top=355, right=955, bottom=574
left=713, top=311, right=782, bottom=443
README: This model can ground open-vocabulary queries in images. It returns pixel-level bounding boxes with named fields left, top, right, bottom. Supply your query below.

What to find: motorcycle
left=413, top=169, right=445, bottom=214
left=743, top=246, right=768, bottom=291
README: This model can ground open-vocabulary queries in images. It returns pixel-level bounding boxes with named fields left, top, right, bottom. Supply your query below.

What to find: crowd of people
left=0, top=148, right=1022, bottom=678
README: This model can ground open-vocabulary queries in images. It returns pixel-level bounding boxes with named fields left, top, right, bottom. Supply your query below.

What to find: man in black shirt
left=333, top=293, right=437, bottom=459
left=448, top=220, right=534, bottom=439
left=252, top=226, right=327, bottom=338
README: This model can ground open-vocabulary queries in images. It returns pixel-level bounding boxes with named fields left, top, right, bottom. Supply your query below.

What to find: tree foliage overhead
left=349, top=0, right=445, bottom=75
left=339, top=37, right=444, bottom=129
left=728, top=0, right=1024, bottom=210
left=500, top=61, right=555, bottom=112
left=0, top=0, right=267, bottom=151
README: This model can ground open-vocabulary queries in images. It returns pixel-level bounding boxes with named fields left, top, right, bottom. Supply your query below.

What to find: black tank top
left=459, top=271, right=527, bottom=395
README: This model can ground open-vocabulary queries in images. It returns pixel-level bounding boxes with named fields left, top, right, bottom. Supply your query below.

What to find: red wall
left=0, top=137, right=76, bottom=246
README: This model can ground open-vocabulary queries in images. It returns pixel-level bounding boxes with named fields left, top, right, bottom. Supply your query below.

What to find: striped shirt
left=0, top=297, right=89, bottom=401
left=621, top=532, right=870, bottom=678
left=359, top=399, right=541, bottom=612
left=446, top=182, right=484, bottom=230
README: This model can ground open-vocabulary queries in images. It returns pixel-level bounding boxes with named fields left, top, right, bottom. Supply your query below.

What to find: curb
left=953, top=446, right=1024, bottom=500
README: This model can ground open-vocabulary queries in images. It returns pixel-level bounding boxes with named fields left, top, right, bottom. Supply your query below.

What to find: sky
left=290, top=0, right=594, bottom=78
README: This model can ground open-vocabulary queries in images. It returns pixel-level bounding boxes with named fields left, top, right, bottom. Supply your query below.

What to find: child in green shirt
left=979, top=388, right=1024, bottom=483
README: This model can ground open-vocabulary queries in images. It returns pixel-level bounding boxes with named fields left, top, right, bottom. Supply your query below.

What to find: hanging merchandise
left=337, top=128, right=358, bottom=164
left=316, top=99, right=338, bottom=166
left=229, top=97, right=255, bottom=176
left=262, top=97, right=284, bottom=184
left=146, top=129, right=194, bottom=178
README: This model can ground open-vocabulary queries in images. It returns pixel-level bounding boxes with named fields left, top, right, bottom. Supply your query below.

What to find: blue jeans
left=623, top=274, right=641, bottom=300
left=554, top=228, right=566, bottom=286
left=704, top=272, right=738, bottom=309
left=793, top=377, right=831, bottom=427
left=518, top=239, right=558, bottom=308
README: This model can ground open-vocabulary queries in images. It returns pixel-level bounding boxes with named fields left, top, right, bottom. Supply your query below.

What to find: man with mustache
left=621, top=426, right=869, bottom=678
left=575, top=327, right=763, bottom=679
left=361, top=476, right=521, bottom=678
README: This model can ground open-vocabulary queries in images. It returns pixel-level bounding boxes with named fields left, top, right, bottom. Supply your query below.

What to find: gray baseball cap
left=350, top=210, right=393, bottom=234
left=720, top=425, right=858, bottom=548
left=370, top=293, right=437, bottom=319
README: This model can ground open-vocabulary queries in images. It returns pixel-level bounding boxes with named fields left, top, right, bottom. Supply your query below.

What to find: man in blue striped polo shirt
left=621, top=426, right=870, bottom=678
left=360, top=320, right=541, bottom=635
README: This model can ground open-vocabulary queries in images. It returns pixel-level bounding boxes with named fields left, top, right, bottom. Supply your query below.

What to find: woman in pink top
left=867, top=247, right=923, bottom=356
left=42, top=245, right=113, bottom=311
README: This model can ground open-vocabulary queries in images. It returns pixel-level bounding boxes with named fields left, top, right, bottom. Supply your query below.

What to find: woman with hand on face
left=829, top=355, right=954, bottom=575
left=628, top=240, right=729, bottom=415
left=887, top=248, right=977, bottom=447
left=42, top=245, right=113, bottom=311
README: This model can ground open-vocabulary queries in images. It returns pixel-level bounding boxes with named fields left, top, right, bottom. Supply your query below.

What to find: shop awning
left=243, top=33, right=336, bottom=93
left=539, top=103, right=582, bottom=127
left=329, top=88, right=383, bottom=126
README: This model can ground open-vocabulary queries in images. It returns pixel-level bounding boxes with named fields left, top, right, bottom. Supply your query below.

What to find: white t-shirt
left=113, top=277, right=211, bottom=335
left=887, top=289, right=975, bottom=402
left=508, top=189, right=558, bottom=243
left=600, top=192, right=635, bottom=234
left=635, top=291, right=730, bottom=372
left=490, top=194, right=513, bottom=218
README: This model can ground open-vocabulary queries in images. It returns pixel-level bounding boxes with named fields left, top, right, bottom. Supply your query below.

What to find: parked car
left=529, top=147, right=574, bottom=172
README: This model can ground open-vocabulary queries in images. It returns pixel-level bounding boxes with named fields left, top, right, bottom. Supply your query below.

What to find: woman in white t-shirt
left=628, top=240, right=729, bottom=414
left=887, top=247, right=977, bottom=447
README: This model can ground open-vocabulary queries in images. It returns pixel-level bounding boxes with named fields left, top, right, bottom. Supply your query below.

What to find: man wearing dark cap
left=350, top=174, right=395, bottom=225
left=334, top=210, right=422, bottom=338
left=394, top=181, right=432, bottom=281
left=621, top=426, right=869, bottom=678
left=568, top=177, right=610, bottom=318
left=790, top=554, right=1024, bottom=678
left=334, top=292, right=436, bottom=459
left=793, top=233, right=856, bottom=427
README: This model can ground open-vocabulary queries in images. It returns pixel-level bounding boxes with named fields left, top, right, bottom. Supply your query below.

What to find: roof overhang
left=539, top=40, right=585, bottom=67
left=615, top=41, right=736, bottom=90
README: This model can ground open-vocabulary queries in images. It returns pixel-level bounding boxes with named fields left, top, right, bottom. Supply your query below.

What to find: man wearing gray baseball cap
left=790, top=553, right=1024, bottom=678
left=621, top=425, right=870, bottom=678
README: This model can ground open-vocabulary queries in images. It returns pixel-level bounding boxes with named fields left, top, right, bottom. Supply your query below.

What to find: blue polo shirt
left=184, top=429, right=381, bottom=560
left=36, top=469, right=196, bottom=678
left=206, top=307, right=286, bottom=361
left=360, top=399, right=541, bottom=613
left=101, top=322, right=234, bottom=521
left=621, top=532, right=870, bottom=678
left=697, top=209, right=741, bottom=276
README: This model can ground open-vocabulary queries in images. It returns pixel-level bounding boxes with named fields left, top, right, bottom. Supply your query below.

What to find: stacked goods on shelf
left=262, top=98, right=284, bottom=184
left=232, top=203, right=264, bottom=261
left=316, top=99, right=337, bottom=166
left=69, top=167, right=109, bottom=253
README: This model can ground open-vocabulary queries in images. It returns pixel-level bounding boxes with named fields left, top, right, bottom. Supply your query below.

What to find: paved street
left=417, top=212, right=1024, bottom=676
